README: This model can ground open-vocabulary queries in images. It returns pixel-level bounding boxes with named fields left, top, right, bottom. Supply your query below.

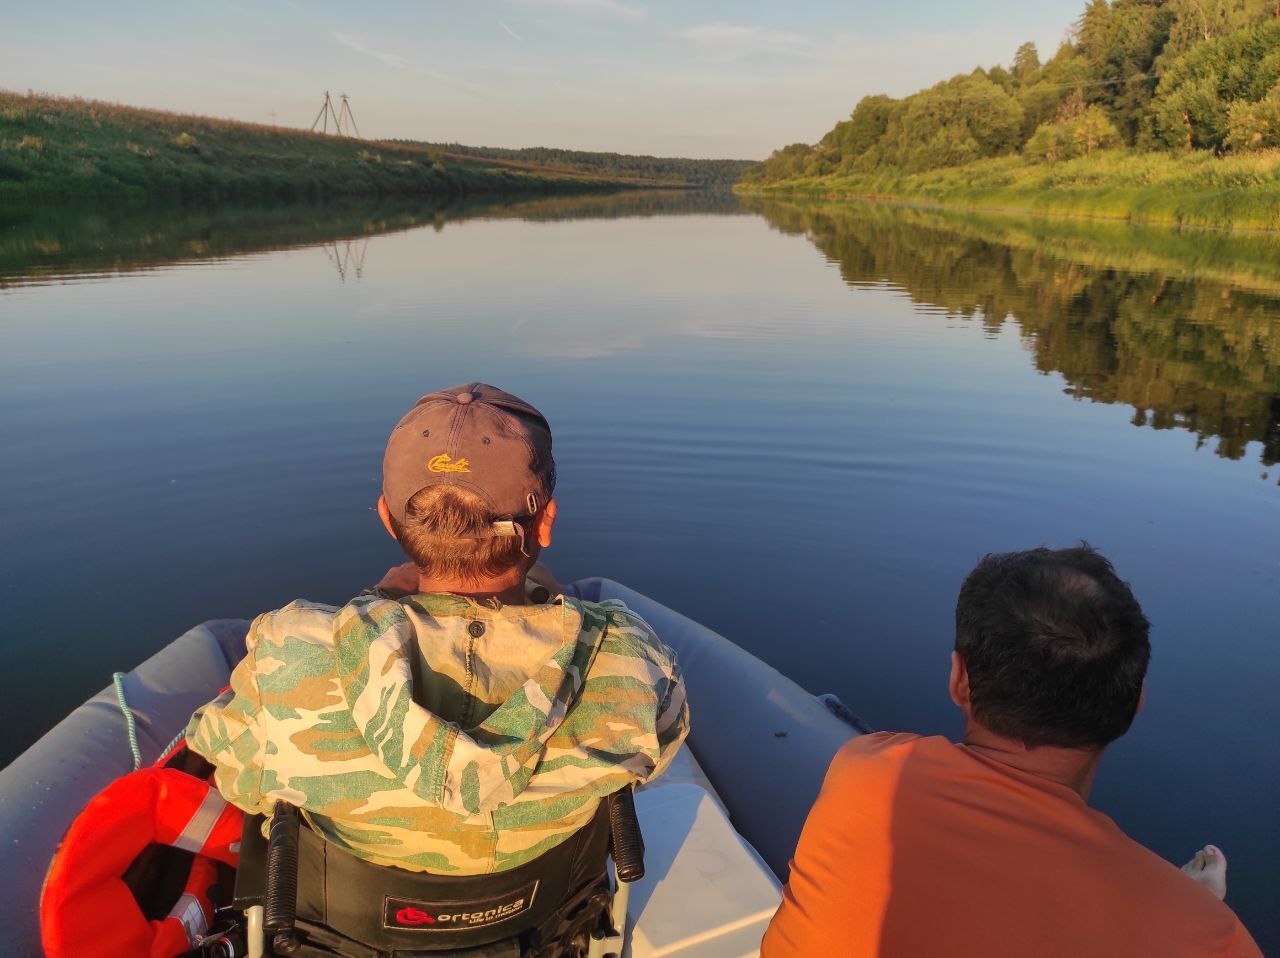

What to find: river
left=1, top=192, right=1276, bottom=948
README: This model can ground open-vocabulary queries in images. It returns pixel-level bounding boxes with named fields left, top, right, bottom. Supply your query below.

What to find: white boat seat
left=627, top=781, right=781, bottom=958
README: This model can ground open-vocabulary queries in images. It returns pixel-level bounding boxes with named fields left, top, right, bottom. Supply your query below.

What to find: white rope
left=160, top=728, right=186, bottom=759
left=112, top=671, right=143, bottom=772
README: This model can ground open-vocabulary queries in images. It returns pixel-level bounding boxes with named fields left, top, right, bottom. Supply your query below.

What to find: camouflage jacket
left=186, top=592, right=688, bottom=874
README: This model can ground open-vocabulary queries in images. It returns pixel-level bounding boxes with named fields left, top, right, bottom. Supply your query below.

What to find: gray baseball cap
left=382, top=384, right=555, bottom=537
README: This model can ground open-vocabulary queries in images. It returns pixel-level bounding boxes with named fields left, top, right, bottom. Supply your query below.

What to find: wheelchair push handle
left=263, top=801, right=301, bottom=954
left=607, top=786, right=644, bottom=884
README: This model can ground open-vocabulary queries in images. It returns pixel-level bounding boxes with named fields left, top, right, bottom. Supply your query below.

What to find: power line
left=1011, top=70, right=1159, bottom=96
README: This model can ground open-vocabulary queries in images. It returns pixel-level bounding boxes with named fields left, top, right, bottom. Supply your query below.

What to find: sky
left=3, top=0, right=1086, bottom=159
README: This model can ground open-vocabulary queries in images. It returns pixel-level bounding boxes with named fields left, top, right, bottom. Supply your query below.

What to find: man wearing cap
left=186, top=383, right=689, bottom=875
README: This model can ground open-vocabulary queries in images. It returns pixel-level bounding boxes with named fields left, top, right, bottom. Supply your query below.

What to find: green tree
left=1025, top=123, right=1065, bottom=161
left=1077, top=0, right=1116, bottom=68
left=1094, top=0, right=1175, bottom=143
left=812, top=94, right=899, bottom=172
left=845, top=95, right=898, bottom=159
left=1013, top=42, right=1042, bottom=82
left=1017, top=46, right=1093, bottom=140
left=740, top=0, right=1280, bottom=182
left=881, top=73, right=1025, bottom=171
left=1226, top=86, right=1280, bottom=149
left=1025, top=105, right=1122, bottom=160
left=1159, top=0, right=1278, bottom=64
left=740, top=143, right=815, bottom=184
left=1074, top=105, right=1125, bottom=152
left=988, top=65, right=1016, bottom=92
left=1149, top=19, right=1280, bottom=149
left=1064, top=1, right=1179, bottom=145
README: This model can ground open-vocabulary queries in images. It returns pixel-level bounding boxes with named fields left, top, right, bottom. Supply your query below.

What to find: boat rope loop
left=160, top=728, right=185, bottom=759
left=112, top=671, right=143, bottom=772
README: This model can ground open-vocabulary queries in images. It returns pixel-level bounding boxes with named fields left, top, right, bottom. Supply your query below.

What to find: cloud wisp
left=331, top=32, right=480, bottom=91
left=508, top=0, right=646, bottom=24
left=674, top=22, right=817, bottom=60
left=499, top=20, right=525, bottom=41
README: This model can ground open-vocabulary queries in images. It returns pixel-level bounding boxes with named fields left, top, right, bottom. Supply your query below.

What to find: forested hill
left=741, top=0, right=1280, bottom=208
left=401, top=142, right=754, bottom=188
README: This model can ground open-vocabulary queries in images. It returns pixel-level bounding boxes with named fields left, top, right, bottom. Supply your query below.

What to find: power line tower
left=337, top=94, right=361, bottom=138
left=310, top=91, right=361, bottom=137
left=311, top=91, right=341, bottom=134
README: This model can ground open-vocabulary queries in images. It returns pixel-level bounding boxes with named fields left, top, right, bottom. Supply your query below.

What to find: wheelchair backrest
left=234, top=787, right=642, bottom=957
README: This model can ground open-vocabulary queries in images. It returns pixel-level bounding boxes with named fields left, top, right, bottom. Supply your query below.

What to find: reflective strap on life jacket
left=172, top=786, right=228, bottom=854
left=40, top=763, right=242, bottom=958
left=163, top=856, right=221, bottom=948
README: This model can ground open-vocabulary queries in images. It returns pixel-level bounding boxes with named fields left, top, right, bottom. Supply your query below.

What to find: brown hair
left=388, top=485, right=530, bottom=582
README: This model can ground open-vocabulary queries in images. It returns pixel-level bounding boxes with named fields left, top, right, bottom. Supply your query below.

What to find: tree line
left=742, top=0, right=1280, bottom=183
left=404, top=143, right=755, bottom=188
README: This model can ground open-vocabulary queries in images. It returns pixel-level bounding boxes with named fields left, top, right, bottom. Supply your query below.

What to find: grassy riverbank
left=737, top=148, right=1280, bottom=230
left=0, top=91, right=692, bottom=203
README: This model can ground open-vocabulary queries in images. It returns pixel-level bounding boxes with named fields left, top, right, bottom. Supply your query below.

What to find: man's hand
left=375, top=562, right=420, bottom=598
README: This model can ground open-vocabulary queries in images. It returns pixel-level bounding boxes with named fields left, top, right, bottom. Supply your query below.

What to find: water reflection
left=323, top=238, right=369, bottom=282
left=0, top=190, right=747, bottom=288
left=4, top=194, right=1278, bottom=476
left=748, top=198, right=1280, bottom=473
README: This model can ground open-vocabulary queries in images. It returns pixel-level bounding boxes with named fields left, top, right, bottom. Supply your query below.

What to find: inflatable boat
left=0, top=578, right=860, bottom=957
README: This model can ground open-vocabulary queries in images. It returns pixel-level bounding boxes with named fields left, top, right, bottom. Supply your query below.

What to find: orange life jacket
left=40, top=742, right=242, bottom=958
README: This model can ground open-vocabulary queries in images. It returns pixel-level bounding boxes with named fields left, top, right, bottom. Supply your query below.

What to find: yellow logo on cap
left=428, top=454, right=471, bottom=474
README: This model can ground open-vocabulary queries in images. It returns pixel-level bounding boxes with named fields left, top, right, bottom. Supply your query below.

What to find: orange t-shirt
left=762, top=733, right=1261, bottom=958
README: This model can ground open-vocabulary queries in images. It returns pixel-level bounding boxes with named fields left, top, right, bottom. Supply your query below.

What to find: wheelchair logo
left=385, top=883, right=539, bottom=931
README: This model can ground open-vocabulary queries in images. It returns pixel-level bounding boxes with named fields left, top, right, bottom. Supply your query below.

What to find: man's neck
left=415, top=568, right=529, bottom=606
left=961, top=724, right=1104, bottom=800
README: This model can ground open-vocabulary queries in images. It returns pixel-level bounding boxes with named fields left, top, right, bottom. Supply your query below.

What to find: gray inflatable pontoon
left=0, top=579, right=858, bottom=957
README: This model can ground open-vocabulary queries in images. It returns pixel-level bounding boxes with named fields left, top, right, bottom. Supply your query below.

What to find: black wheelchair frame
left=191, top=788, right=644, bottom=958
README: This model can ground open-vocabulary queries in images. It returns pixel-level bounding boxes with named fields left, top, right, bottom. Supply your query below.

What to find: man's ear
left=377, top=495, right=399, bottom=541
left=1136, top=681, right=1146, bottom=716
left=533, top=498, right=558, bottom=549
left=949, top=651, right=971, bottom=710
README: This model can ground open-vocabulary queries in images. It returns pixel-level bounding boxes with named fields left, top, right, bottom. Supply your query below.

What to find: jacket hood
left=330, top=594, right=604, bottom=817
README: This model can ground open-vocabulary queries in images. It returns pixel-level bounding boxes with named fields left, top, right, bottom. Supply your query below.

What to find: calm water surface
left=2, top=193, right=1277, bottom=947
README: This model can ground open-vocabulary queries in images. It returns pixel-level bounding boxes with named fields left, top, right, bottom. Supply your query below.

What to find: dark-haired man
left=763, top=545, right=1260, bottom=958
left=187, top=383, right=688, bottom=874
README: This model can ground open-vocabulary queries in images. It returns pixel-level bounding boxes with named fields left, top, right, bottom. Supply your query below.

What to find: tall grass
left=737, top=149, right=1280, bottom=231
left=0, top=90, right=661, bottom=204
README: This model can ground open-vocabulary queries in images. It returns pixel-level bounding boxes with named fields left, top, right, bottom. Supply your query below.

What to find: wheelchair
left=195, top=788, right=643, bottom=958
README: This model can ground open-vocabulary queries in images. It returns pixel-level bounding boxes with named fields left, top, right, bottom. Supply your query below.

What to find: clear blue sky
left=3, top=0, right=1085, bottom=158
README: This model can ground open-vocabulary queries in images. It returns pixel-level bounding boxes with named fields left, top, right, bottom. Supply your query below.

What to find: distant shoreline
left=735, top=149, right=1280, bottom=232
